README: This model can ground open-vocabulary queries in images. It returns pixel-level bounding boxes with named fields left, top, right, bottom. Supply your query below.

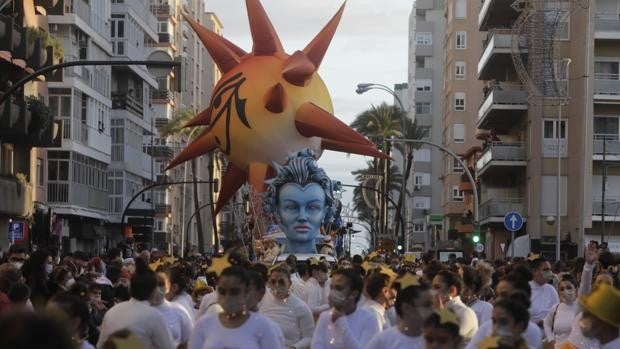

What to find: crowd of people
left=0, top=241, right=619, bottom=349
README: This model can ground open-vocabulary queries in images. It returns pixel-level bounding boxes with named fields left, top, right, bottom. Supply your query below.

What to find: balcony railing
left=595, top=13, right=620, bottom=35
left=144, top=144, right=173, bottom=159
left=150, top=4, right=175, bottom=17
left=478, top=83, right=528, bottom=124
left=593, top=134, right=620, bottom=156
left=479, top=29, right=527, bottom=78
left=593, top=196, right=620, bottom=216
left=594, top=75, right=620, bottom=99
left=155, top=203, right=172, bottom=215
left=476, top=142, right=526, bottom=171
left=112, top=92, right=144, bottom=118
left=480, top=198, right=524, bottom=221
left=0, top=176, right=33, bottom=216
left=151, top=89, right=174, bottom=101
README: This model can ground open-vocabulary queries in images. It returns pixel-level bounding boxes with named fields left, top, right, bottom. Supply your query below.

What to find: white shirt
left=560, top=312, right=600, bottom=349
left=446, top=296, right=479, bottom=340
left=529, top=281, right=560, bottom=323
left=362, top=299, right=388, bottom=330
left=465, top=319, right=543, bottom=349
left=155, top=300, right=193, bottom=346
left=259, top=291, right=314, bottom=348
left=198, top=291, right=223, bottom=319
left=188, top=312, right=284, bottom=349
left=365, top=326, right=424, bottom=349
left=469, top=299, right=493, bottom=326
left=96, top=299, right=175, bottom=349
left=311, top=306, right=381, bottom=349
left=543, top=301, right=577, bottom=343
left=171, top=291, right=197, bottom=324
left=305, top=277, right=330, bottom=315
left=290, top=276, right=308, bottom=303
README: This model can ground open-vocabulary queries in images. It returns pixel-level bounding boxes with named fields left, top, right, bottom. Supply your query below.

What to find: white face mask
left=542, top=271, right=554, bottom=281
left=495, top=325, right=513, bottom=338
left=45, top=264, right=53, bottom=275
left=329, top=289, right=349, bottom=307
left=64, top=278, right=76, bottom=288
left=560, top=288, right=576, bottom=302
left=11, top=261, right=23, bottom=270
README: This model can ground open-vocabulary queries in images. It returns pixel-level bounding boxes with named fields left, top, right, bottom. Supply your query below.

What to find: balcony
left=478, top=29, right=527, bottom=80
left=156, top=174, right=172, bottom=184
left=594, top=75, right=620, bottom=102
left=479, top=198, right=525, bottom=224
left=476, top=142, right=526, bottom=177
left=415, top=44, right=433, bottom=57
left=459, top=181, right=473, bottom=192
left=416, top=0, right=433, bottom=12
left=145, top=144, right=174, bottom=159
left=595, top=13, right=620, bottom=40
left=479, top=0, right=522, bottom=31
left=155, top=203, right=172, bottom=215
left=0, top=176, right=33, bottom=217
left=151, top=4, right=176, bottom=18
left=592, top=196, right=620, bottom=220
left=593, top=134, right=620, bottom=161
left=477, top=83, right=528, bottom=130
left=112, top=92, right=144, bottom=118
left=151, top=89, right=174, bottom=104
left=155, top=117, right=169, bottom=128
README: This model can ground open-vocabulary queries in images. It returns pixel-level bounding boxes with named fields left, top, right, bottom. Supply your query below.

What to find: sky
left=205, top=1, right=412, bottom=248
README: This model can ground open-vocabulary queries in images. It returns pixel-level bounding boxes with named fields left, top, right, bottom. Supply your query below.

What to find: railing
left=155, top=203, right=172, bottom=215
left=594, top=78, right=620, bottom=97
left=48, top=182, right=69, bottom=203
left=480, top=198, right=524, bottom=221
left=150, top=4, right=175, bottom=17
left=593, top=134, right=620, bottom=155
left=479, top=0, right=493, bottom=28
left=595, top=13, right=620, bottom=33
left=477, top=142, right=526, bottom=170
left=151, top=89, right=174, bottom=101
left=158, top=33, right=172, bottom=43
left=478, top=83, right=528, bottom=120
left=112, top=92, right=144, bottom=118
left=64, top=0, right=91, bottom=25
left=593, top=195, right=620, bottom=216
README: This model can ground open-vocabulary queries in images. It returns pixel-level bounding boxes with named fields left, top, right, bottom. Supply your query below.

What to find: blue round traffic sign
left=504, top=211, right=523, bottom=232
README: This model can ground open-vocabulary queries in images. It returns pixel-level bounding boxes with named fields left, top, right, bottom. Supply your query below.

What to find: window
left=544, top=59, right=570, bottom=97
left=452, top=185, right=464, bottom=202
left=415, top=102, right=431, bottom=115
left=36, top=158, right=44, bottom=186
left=455, top=31, right=466, bottom=49
left=1, top=144, right=13, bottom=175
left=415, top=79, right=432, bottom=92
left=543, top=119, right=567, bottom=157
left=453, top=157, right=464, bottom=173
left=594, top=61, right=619, bottom=80
left=454, top=92, right=466, bottom=111
left=594, top=116, right=620, bottom=138
left=541, top=176, right=567, bottom=216
left=415, top=32, right=432, bottom=45
left=455, top=62, right=466, bottom=80
left=158, top=21, right=168, bottom=34
left=414, top=173, right=430, bottom=187
left=543, top=119, right=566, bottom=139
left=414, top=197, right=431, bottom=209
left=455, top=0, right=466, bottom=19
left=453, top=123, right=465, bottom=143
left=413, top=223, right=425, bottom=233
left=413, top=149, right=431, bottom=162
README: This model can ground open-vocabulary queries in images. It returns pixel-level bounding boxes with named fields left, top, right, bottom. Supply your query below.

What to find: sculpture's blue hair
left=264, top=149, right=335, bottom=224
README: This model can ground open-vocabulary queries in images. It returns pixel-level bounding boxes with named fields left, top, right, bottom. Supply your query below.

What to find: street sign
left=504, top=211, right=523, bottom=232
left=8, top=221, right=26, bottom=242
left=475, top=242, right=485, bottom=253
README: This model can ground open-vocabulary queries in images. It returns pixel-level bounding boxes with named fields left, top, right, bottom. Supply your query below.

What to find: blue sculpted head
left=264, top=149, right=334, bottom=254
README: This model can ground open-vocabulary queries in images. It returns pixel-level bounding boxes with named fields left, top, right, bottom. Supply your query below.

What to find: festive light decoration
left=394, top=272, right=421, bottom=290
left=207, top=253, right=233, bottom=276
left=166, top=0, right=386, bottom=213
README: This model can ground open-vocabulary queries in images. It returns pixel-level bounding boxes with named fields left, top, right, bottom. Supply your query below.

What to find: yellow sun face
left=167, top=0, right=385, bottom=213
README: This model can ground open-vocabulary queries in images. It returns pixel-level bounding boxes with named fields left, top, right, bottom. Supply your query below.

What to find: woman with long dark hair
left=22, top=249, right=53, bottom=310
left=47, top=292, right=94, bottom=349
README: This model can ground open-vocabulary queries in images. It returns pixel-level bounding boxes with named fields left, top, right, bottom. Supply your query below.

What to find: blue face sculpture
left=264, top=149, right=335, bottom=254
left=277, top=183, right=326, bottom=253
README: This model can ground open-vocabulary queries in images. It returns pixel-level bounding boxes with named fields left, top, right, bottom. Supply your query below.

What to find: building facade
left=408, top=0, right=446, bottom=251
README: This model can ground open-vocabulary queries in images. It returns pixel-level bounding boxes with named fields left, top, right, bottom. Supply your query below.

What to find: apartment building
left=408, top=0, right=446, bottom=251
left=441, top=0, right=483, bottom=252
left=45, top=0, right=114, bottom=252
left=476, top=0, right=593, bottom=258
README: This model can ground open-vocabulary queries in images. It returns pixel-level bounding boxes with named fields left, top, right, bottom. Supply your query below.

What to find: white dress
left=187, top=312, right=283, bottom=349
left=305, top=277, right=330, bottom=315
left=259, top=291, right=314, bottom=348
left=197, top=291, right=223, bottom=319
left=365, top=326, right=424, bottom=349
left=311, top=306, right=381, bottom=349
left=171, top=291, right=197, bottom=324
left=155, top=299, right=193, bottom=346
left=543, top=301, right=577, bottom=344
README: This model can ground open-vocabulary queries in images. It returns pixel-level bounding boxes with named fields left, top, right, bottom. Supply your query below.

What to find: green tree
left=160, top=109, right=217, bottom=253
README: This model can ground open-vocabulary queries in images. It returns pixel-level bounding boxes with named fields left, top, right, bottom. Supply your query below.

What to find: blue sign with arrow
left=504, top=211, right=523, bottom=232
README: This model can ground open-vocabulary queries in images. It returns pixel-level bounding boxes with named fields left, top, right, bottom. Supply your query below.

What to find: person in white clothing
left=362, top=270, right=396, bottom=330
left=152, top=273, right=193, bottom=347
left=290, top=262, right=310, bottom=303
left=165, top=266, right=196, bottom=324
left=423, top=309, right=463, bottom=349
left=460, top=266, right=493, bottom=325
left=543, top=274, right=579, bottom=345
left=431, top=270, right=478, bottom=341
left=365, top=273, right=432, bottom=349
left=577, top=283, right=620, bottom=349
left=187, top=266, right=283, bottom=349
left=197, top=288, right=223, bottom=318
left=260, top=266, right=314, bottom=349
left=305, top=261, right=330, bottom=316
left=478, top=295, right=533, bottom=349
left=96, top=264, right=174, bottom=349
left=311, top=268, right=381, bottom=349
left=465, top=270, right=543, bottom=349
left=529, top=258, right=560, bottom=326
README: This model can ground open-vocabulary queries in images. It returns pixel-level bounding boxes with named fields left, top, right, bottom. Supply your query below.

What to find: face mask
left=542, top=271, right=554, bottom=281
left=11, top=261, right=23, bottom=270
left=416, top=306, right=434, bottom=320
left=218, top=295, right=246, bottom=314
left=91, top=295, right=102, bottom=302
left=495, top=325, right=513, bottom=338
left=64, top=278, right=76, bottom=288
left=560, top=288, right=576, bottom=302
left=316, top=273, right=328, bottom=283
left=329, top=289, right=349, bottom=307
left=45, top=264, right=53, bottom=275
left=270, top=286, right=289, bottom=299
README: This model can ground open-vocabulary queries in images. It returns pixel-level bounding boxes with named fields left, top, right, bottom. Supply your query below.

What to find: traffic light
left=472, top=231, right=480, bottom=243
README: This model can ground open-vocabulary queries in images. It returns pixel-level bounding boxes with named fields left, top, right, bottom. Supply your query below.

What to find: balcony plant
left=26, top=96, right=52, bottom=138
left=26, top=27, right=63, bottom=61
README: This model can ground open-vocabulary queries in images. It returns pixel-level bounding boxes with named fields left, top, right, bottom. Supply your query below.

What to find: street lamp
left=556, top=58, right=571, bottom=262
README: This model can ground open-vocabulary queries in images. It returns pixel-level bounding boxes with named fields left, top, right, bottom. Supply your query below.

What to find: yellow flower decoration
left=527, top=253, right=541, bottom=261
left=479, top=336, right=501, bottom=349
left=162, top=256, right=178, bottom=265
left=207, top=253, right=232, bottom=277
left=367, top=251, right=380, bottom=260
left=269, top=262, right=286, bottom=273
left=436, top=308, right=460, bottom=326
left=308, top=257, right=320, bottom=266
left=149, top=259, right=163, bottom=272
left=360, top=261, right=373, bottom=274
left=379, top=265, right=398, bottom=283
left=395, top=272, right=421, bottom=290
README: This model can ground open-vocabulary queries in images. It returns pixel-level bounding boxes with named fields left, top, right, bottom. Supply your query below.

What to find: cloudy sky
left=206, top=0, right=412, bottom=243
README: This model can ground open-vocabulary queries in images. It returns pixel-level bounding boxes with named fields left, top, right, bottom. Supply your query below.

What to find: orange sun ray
left=165, top=130, right=216, bottom=170
left=215, top=164, right=248, bottom=214
left=184, top=107, right=212, bottom=128
left=246, top=0, right=283, bottom=55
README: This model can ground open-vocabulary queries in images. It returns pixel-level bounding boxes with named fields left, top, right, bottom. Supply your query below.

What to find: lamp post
left=356, top=82, right=407, bottom=243
left=557, top=59, right=571, bottom=262
left=185, top=202, right=215, bottom=257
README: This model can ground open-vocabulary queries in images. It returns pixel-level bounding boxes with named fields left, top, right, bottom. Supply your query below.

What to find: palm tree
left=351, top=161, right=403, bottom=245
left=392, top=117, right=427, bottom=238
left=160, top=109, right=216, bottom=253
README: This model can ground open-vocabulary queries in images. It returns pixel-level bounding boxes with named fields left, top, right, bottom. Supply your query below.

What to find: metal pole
left=556, top=101, right=562, bottom=261
left=185, top=203, right=215, bottom=253
left=511, top=229, right=515, bottom=259
left=180, top=128, right=199, bottom=258
left=150, top=117, right=155, bottom=250
left=602, top=138, right=607, bottom=243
